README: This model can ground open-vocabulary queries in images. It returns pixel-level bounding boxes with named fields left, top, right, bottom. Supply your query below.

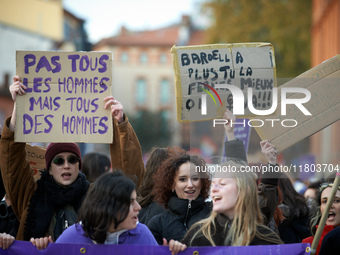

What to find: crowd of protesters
left=0, top=75, right=339, bottom=255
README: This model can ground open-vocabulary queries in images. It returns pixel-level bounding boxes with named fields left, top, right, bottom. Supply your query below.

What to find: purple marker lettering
left=43, top=77, right=51, bottom=92
left=53, top=97, right=61, bottom=111
left=34, top=114, right=44, bottom=134
left=51, top=56, right=61, bottom=73
left=98, top=117, right=108, bottom=134
left=98, top=55, right=109, bottom=73
left=68, top=54, right=80, bottom=72
left=33, top=77, right=43, bottom=92
left=62, top=115, right=69, bottom=133
left=91, top=98, right=99, bottom=113
left=90, top=57, right=98, bottom=71
left=44, top=115, right=53, bottom=133
left=66, top=97, right=76, bottom=111
left=28, top=97, right=41, bottom=111
left=23, top=78, right=32, bottom=93
left=80, top=55, right=90, bottom=71
left=70, top=116, right=76, bottom=134
left=23, top=114, right=33, bottom=134
left=36, top=56, right=52, bottom=73
left=24, top=54, right=36, bottom=74
left=92, top=116, right=98, bottom=133
left=58, top=78, right=66, bottom=92
left=99, top=77, right=109, bottom=93
left=76, top=97, right=83, bottom=111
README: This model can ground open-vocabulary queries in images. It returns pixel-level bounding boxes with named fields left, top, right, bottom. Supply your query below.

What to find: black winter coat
left=138, top=201, right=166, bottom=226
left=277, top=204, right=312, bottom=243
left=147, top=195, right=212, bottom=244
left=181, top=213, right=282, bottom=246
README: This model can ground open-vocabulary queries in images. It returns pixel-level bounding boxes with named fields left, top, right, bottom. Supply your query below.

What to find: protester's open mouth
left=328, top=212, right=336, bottom=220
left=62, top=172, right=71, bottom=179
left=185, top=190, right=196, bottom=194
left=212, top=196, right=222, bottom=202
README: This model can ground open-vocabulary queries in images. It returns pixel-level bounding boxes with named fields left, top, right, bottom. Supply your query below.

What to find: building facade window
left=161, top=110, right=170, bottom=120
left=120, top=51, right=129, bottom=63
left=160, top=79, right=170, bottom=105
left=140, top=52, right=148, bottom=64
left=159, top=53, right=167, bottom=64
left=136, top=78, right=147, bottom=105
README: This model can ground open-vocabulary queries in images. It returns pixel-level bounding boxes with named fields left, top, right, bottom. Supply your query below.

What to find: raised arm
left=257, top=140, right=281, bottom=227
left=0, top=76, right=35, bottom=239
left=104, top=96, right=145, bottom=189
left=223, top=110, right=247, bottom=162
left=8, top=75, right=27, bottom=131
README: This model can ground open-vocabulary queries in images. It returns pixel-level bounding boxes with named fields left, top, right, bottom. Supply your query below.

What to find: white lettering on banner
left=213, top=119, right=298, bottom=128
left=202, top=84, right=311, bottom=116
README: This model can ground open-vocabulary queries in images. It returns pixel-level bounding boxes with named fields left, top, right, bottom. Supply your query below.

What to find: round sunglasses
left=52, top=155, right=80, bottom=166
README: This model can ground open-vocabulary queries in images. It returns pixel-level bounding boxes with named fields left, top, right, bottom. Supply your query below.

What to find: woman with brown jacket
left=0, top=76, right=145, bottom=248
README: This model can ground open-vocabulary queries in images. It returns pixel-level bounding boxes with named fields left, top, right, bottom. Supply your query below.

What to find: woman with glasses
left=0, top=76, right=144, bottom=248
left=302, top=182, right=340, bottom=255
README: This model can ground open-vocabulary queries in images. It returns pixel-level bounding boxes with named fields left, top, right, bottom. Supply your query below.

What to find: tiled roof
left=94, top=25, right=205, bottom=49
left=188, top=30, right=206, bottom=45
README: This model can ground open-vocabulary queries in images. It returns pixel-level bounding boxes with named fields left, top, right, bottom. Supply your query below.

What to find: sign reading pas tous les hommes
left=15, top=51, right=113, bottom=143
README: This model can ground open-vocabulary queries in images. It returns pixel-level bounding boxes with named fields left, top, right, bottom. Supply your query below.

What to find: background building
left=0, top=0, right=90, bottom=143
left=0, top=0, right=338, bottom=169
left=93, top=15, right=207, bottom=152
left=309, top=0, right=340, bottom=166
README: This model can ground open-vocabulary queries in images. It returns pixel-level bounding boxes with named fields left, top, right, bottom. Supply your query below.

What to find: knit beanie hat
left=45, top=143, right=82, bottom=170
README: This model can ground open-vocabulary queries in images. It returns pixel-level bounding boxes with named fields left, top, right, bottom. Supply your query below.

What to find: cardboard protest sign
left=25, top=144, right=46, bottom=181
left=253, top=55, right=340, bottom=152
left=15, top=51, right=113, bottom=143
left=171, top=43, right=276, bottom=122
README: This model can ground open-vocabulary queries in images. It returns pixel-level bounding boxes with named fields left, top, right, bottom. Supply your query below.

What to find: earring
left=172, top=189, right=175, bottom=193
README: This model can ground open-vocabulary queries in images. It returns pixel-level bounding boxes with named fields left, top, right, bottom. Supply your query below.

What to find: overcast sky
left=63, top=0, right=207, bottom=44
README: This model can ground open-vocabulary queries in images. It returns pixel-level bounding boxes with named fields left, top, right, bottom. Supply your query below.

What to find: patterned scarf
left=24, top=170, right=89, bottom=241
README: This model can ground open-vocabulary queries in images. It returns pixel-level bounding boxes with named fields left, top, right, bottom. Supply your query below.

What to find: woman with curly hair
left=147, top=147, right=211, bottom=244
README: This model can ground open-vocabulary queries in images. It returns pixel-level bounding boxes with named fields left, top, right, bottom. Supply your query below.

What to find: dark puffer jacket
left=181, top=213, right=282, bottom=246
left=277, top=203, right=312, bottom=243
left=147, top=195, right=211, bottom=244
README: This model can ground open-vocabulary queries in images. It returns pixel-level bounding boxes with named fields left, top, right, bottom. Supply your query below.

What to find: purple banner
left=298, top=154, right=316, bottom=180
left=1, top=241, right=310, bottom=255
left=232, top=119, right=251, bottom=154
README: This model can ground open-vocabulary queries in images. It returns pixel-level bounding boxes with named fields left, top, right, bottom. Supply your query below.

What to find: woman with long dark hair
left=277, top=174, right=312, bottom=243
left=138, top=147, right=169, bottom=225
left=56, top=171, right=156, bottom=245
left=56, top=171, right=186, bottom=254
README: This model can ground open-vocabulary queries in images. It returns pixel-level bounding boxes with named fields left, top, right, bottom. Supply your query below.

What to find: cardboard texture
left=25, top=144, right=46, bottom=181
left=170, top=43, right=276, bottom=122
left=15, top=51, right=113, bottom=143
left=253, top=55, right=340, bottom=152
